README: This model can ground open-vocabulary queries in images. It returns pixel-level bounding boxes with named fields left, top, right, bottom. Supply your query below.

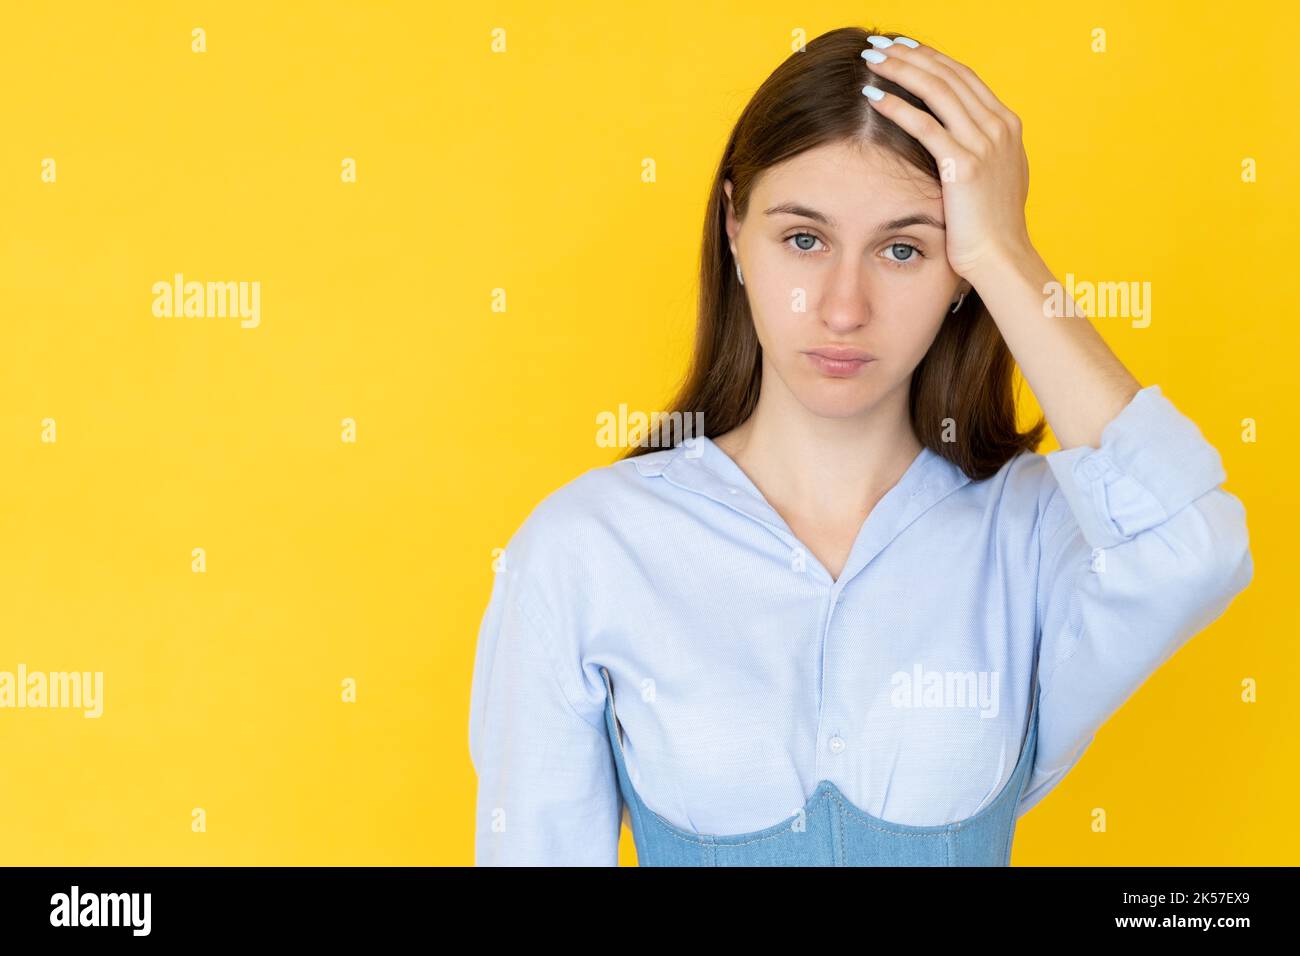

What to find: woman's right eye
left=785, top=232, right=826, bottom=257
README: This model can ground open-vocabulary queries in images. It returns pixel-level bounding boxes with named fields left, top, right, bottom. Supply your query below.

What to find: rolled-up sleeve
left=1019, top=384, right=1255, bottom=815
left=468, top=536, right=621, bottom=865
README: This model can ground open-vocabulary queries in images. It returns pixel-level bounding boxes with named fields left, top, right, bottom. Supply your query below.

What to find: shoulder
left=514, top=447, right=678, bottom=536
left=951, top=443, right=1060, bottom=525
left=498, top=445, right=684, bottom=592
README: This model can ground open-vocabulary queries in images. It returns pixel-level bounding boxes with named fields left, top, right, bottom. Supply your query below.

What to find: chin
left=795, top=385, right=879, bottom=420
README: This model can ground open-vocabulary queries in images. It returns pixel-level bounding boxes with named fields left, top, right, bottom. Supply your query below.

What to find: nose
left=819, top=254, right=870, bottom=333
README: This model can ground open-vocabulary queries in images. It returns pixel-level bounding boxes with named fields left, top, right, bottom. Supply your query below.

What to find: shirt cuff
left=1042, top=384, right=1228, bottom=551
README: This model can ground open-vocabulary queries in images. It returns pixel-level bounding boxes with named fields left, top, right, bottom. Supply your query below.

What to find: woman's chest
left=571, top=487, right=1046, bottom=830
left=586, top=566, right=1038, bottom=831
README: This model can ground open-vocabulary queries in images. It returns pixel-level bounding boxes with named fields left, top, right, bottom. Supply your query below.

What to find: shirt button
left=727, top=487, right=739, bottom=494
left=828, top=735, right=846, bottom=754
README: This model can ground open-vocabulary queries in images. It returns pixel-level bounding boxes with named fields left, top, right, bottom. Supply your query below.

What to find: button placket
left=816, top=587, right=845, bottom=776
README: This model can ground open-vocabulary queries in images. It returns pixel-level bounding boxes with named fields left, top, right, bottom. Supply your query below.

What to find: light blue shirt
left=469, top=384, right=1254, bottom=865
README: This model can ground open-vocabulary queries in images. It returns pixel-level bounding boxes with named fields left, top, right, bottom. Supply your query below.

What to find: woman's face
left=724, top=139, right=967, bottom=421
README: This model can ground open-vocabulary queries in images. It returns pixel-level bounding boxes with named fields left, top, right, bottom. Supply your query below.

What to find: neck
left=713, top=366, right=923, bottom=516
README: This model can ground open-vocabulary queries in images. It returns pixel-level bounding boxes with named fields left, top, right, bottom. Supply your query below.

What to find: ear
left=722, top=179, right=740, bottom=250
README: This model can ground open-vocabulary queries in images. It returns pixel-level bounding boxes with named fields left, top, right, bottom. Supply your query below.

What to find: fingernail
left=861, top=49, right=887, bottom=64
left=892, top=36, right=920, bottom=48
left=861, top=85, right=885, bottom=101
left=866, top=35, right=893, bottom=48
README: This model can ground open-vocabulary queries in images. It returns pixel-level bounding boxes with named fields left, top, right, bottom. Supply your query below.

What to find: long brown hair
left=620, top=25, right=1045, bottom=481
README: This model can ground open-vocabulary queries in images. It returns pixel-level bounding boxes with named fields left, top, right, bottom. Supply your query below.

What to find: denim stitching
left=641, top=789, right=834, bottom=849
left=605, top=664, right=1040, bottom=860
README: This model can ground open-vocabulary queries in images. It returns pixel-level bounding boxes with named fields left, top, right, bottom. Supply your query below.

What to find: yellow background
left=1, top=0, right=1293, bottom=865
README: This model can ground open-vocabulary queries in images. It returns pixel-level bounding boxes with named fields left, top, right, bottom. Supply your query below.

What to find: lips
left=811, top=348, right=873, bottom=361
left=804, top=348, right=875, bottom=377
left=805, top=346, right=876, bottom=361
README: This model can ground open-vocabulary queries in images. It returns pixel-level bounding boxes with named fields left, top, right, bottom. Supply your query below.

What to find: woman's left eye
left=882, top=242, right=925, bottom=267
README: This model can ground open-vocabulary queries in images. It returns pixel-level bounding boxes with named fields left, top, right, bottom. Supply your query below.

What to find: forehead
left=751, top=140, right=941, bottom=225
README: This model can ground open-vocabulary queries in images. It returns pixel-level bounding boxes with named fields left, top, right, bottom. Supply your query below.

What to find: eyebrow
left=762, top=202, right=945, bottom=232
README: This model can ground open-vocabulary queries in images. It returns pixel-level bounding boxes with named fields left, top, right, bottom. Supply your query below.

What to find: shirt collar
left=642, top=435, right=972, bottom=592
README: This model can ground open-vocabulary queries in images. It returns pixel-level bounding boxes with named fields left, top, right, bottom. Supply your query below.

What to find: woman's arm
left=468, top=549, right=622, bottom=865
left=964, top=245, right=1143, bottom=451
left=1020, top=383, right=1254, bottom=814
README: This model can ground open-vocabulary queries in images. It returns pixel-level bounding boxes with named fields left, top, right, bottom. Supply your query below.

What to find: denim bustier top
left=599, top=666, right=1040, bottom=866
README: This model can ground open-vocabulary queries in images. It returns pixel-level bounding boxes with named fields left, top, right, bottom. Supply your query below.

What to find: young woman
left=468, top=26, right=1254, bottom=865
